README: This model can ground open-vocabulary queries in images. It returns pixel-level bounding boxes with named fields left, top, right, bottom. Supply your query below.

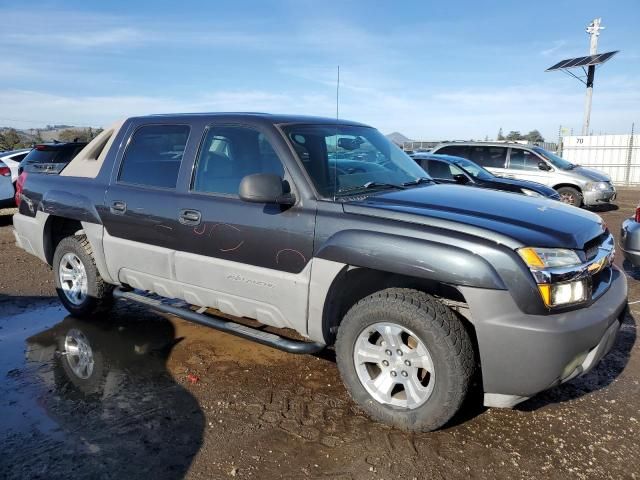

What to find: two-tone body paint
left=15, top=113, right=627, bottom=407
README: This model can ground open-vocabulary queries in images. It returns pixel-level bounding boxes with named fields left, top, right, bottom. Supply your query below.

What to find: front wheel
left=557, top=186, right=583, bottom=207
left=53, top=235, right=114, bottom=316
left=335, top=288, right=475, bottom=432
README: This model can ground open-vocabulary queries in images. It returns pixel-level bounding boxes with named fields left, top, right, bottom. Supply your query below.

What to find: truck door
left=170, top=123, right=316, bottom=333
left=102, top=123, right=193, bottom=291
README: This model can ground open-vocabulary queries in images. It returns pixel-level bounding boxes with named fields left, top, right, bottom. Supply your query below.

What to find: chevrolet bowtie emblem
left=587, top=254, right=609, bottom=274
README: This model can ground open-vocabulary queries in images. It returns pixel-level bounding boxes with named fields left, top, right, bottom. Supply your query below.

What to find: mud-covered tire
left=335, top=288, right=475, bottom=432
left=557, top=186, right=583, bottom=207
left=53, top=235, right=114, bottom=317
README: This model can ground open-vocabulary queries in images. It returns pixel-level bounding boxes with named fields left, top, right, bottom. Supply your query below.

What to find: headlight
left=522, top=188, right=543, bottom=197
left=537, top=279, right=588, bottom=307
left=518, top=247, right=587, bottom=307
left=585, top=181, right=609, bottom=191
left=518, top=247, right=581, bottom=269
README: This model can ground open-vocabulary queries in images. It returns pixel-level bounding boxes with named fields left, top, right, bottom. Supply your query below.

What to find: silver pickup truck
left=13, top=113, right=627, bottom=431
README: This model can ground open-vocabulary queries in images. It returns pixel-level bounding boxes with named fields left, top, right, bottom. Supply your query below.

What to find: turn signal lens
left=537, top=284, right=551, bottom=306
left=518, top=248, right=545, bottom=268
left=518, top=247, right=581, bottom=269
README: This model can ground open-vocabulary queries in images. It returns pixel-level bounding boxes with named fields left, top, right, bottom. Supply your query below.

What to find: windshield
left=281, top=124, right=429, bottom=198
left=533, top=146, right=575, bottom=170
left=448, top=157, right=494, bottom=180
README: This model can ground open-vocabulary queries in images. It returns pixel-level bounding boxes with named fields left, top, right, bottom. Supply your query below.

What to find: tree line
left=496, top=128, right=544, bottom=143
left=0, top=127, right=103, bottom=151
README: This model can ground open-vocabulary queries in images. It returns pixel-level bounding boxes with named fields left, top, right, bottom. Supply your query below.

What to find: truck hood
left=345, top=184, right=605, bottom=250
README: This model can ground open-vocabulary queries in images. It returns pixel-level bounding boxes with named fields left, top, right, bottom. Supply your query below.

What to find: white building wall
left=562, top=135, right=640, bottom=185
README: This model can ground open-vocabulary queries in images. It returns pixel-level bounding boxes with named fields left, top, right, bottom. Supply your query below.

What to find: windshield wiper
left=402, top=177, right=433, bottom=187
left=337, top=181, right=406, bottom=195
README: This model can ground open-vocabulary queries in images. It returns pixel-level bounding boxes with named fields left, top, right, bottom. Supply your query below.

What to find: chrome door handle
left=179, top=209, right=201, bottom=226
left=110, top=200, right=127, bottom=214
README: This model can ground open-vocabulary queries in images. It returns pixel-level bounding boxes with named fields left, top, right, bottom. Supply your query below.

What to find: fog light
left=538, top=279, right=588, bottom=307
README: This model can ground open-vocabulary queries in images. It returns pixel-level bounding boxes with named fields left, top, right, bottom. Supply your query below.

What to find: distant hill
left=0, top=125, right=101, bottom=150
left=385, top=132, right=412, bottom=146
left=0, top=126, right=96, bottom=144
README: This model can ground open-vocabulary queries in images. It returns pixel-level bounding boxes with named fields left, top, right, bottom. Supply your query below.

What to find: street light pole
left=582, top=18, right=603, bottom=136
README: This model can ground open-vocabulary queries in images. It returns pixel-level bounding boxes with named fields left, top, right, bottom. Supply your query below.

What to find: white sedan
left=0, top=149, right=31, bottom=182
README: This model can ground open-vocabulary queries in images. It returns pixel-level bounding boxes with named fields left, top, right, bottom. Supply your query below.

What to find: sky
left=0, top=0, right=638, bottom=141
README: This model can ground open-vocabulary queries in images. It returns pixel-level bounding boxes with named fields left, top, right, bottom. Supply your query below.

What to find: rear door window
left=191, top=125, right=284, bottom=195
left=118, top=124, right=190, bottom=189
left=469, top=146, right=507, bottom=168
left=436, top=145, right=470, bottom=158
left=427, top=160, right=454, bottom=180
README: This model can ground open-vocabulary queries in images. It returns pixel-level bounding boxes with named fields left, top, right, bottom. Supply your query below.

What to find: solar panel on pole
left=545, top=18, right=618, bottom=136
left=545, top=50, right=618, bottom=71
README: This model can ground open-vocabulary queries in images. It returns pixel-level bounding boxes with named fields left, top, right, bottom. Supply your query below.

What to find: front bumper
left=583, top=187, right=616, bottom=206
left=459, top=265, right=627, bottom=407
left=620, top=218, right=640, bottom=267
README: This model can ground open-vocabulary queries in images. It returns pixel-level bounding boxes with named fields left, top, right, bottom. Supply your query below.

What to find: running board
left=113, top=288, right=325, bottom=354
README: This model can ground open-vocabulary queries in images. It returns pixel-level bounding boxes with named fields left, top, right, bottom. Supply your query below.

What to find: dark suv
left=13, top=114, right=627, bottom=432
left=18, top=141, right=88, bottom=175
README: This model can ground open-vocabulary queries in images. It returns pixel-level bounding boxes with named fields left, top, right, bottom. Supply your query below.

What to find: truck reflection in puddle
left=1, top=306, right=204, bottom=479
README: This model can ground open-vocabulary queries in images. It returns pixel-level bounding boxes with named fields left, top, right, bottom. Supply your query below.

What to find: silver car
left=431, top=142, right=615, bottom=207
left=0, top=160, right=15, bottom=207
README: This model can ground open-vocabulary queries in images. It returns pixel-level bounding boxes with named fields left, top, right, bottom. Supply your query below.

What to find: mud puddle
left=1, top=300, right=638, bottom=479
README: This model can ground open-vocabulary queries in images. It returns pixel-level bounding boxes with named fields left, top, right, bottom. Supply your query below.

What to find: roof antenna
left=332, top=65, right=340, bottom=202
left=336, top=65, right=340, bottom=120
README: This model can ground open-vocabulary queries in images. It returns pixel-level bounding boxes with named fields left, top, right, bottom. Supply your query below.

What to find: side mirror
left=538, top=161, right=552, bottom=171
left=453, top=173, right=470, bottom=184
left=239, top=173, right=295, bottom=205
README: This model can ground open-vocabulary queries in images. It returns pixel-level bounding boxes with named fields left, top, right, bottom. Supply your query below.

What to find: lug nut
left=396, top=349, right=403, bottom=356
left=390, top=371, right=397, bottom=377
left=385, top=349, right=392, bottom=356
left=382, top=360, right=389, bottom=366
left=401, top=371, right=408, bottom=377
left=404, top=360, right=411, bottom=367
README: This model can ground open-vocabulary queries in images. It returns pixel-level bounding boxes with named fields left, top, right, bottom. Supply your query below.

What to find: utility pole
left=582, top=18, right=603, bottom=135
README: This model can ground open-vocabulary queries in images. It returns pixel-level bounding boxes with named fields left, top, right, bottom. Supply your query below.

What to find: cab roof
left=143, top=112, right=370, bottom=127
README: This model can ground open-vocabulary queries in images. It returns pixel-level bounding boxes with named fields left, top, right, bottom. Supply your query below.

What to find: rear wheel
left=335, top=288, right=475, bottom=432
left=557, top=186, right=582, bottom=207
left=53, top=235, right=114, bottom=317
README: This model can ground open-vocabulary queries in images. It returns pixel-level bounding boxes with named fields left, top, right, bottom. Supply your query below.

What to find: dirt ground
left=1, top=191, right=640, bottom=480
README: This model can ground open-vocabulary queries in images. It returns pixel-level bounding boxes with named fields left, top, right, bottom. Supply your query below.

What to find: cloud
left=0, top=89, right=335, bottom=128
left=2, top=79, right=637, bottom=141
left=4, top=28, right=144, bottom=49
left=540, top=40, right=567, bottom=56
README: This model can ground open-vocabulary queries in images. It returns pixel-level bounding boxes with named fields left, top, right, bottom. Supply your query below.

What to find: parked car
left=13, top=113, right=626, bottom=432
left=620, top=204, right=640, bottom=267
left=0, top=160, right=16, bottom=208
left=0, top=148, right=31, bottom=182
left=431, top=142, right=615, bottom=207
left=18, top=141, right=87, bottom=175
left=411, top=153, right=561, bottom=200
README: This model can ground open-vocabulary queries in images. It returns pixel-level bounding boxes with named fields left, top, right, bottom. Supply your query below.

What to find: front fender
left=315, top=229, right=506, bottom=290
